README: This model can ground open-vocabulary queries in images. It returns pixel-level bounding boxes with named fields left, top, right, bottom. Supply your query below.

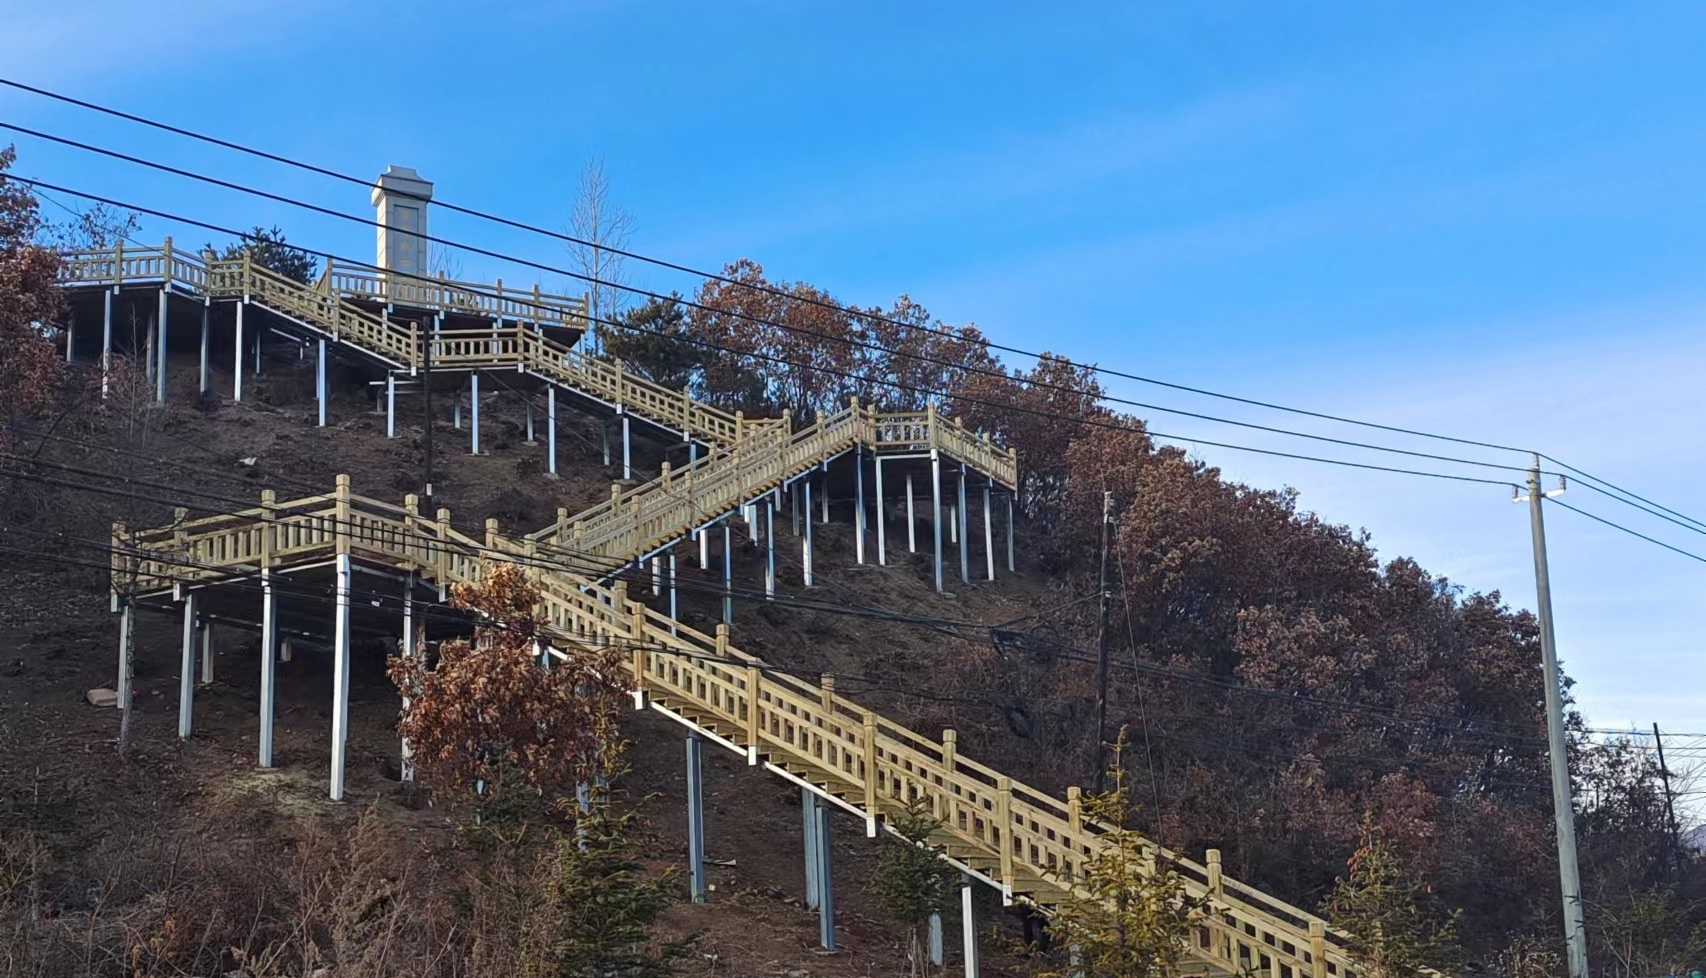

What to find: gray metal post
left=316, top=337, right=328, bottom=426
left=930, top=913, right=945, bottom=967
left=687, top=734, right=707, bottom=903
left=722, top=524, right=733, bottom=626
left=1526, top=459, right=1589, bottom=978
left=65, top=311, right=74, bottom=363
left=875, top=457, right=886, bottom=565
left=525, top=395, right=535, bottom=444
left=766, top=498, right=776, bottom=599
left=199, top=618, right=213, bottom=685
left=932, top=452, right=944, bottom=592
left=804, top=480, right=815, bottom=587
left=803, top=787, right=820, bottom=909
left=330, top=553, right=352, bottom=802
left=816, top=800, right=836, bottom=950
left=820, top=471, right=830, bottom=523
left=470, top=373, right=481, bottom=454
left=233, top=300, right=244, bottom=402
left=155, top=289, right=167, bottom=404
left=101, top=288, right=112, bottom=399
left=115, top=601, right=132, bottom=709
left=1006, top=492, right=1015, bottom=572
left=178, top=592, right=196, bottom=739
left=698, top=527, right=709, bottom=570
left=386, top=374, right=396, bottom=438
left=143, top=314, right=154, bottom=387
left=602, top=422, right=610, bottom=467
left=400, top=573, right=414, bottom=781
left=961, top=879, right=981, bottom=977
left=547, top=386, right=558, bottom=476
left=622, top=408, right=632, bottom=480
left=454, top=388, right=462, bottom=428
left=855, top=445, right=866, bottom=564
left=792, top=480, right=801, bottom=536
left=983, top=484, right=995, bottom=581
left=198, top=300, right=210, bottom=394
left=668, top=553, right=678, bottom=633
left=259, top=567, right=276, bottom=768
left=958, top=465, right=969, bottom=584
left=906, top=470, right=916, bottom=552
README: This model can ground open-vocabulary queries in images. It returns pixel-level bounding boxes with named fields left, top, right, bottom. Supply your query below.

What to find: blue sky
left=6, top=1, right=1705, bottom=735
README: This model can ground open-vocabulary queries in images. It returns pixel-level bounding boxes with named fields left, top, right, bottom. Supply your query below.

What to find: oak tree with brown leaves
left=388, top=563, right=627, bottom=806
left=0, top=146, right=66, bottom=453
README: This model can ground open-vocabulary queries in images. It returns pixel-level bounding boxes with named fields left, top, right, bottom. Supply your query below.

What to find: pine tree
left=1042, top=730, right=1208, bottom=978
left=1325, top=818, right=1460, bottom=978
left=870, top=799, right=961, bottom=976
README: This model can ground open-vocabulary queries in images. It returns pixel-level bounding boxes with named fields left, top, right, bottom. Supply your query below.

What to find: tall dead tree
left=565, top=158, right=634, bottom=357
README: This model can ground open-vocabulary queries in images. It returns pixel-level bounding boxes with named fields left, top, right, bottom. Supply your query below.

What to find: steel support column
left=524, top=396, right=535, bottom=444
left=316, top=338, right=328, bottom=427
left=101, top=288, right=113, bottom=399
left=330, top=553, right=351, bottom=802
left=155, top=288, right=167, bottom=404
left=855, top=445, right=866, bottom=564
left=233, top=300, right=244, bottom=402
left=199, top=619, right=213, bottom=685
left=875, top=456, right=886, bottom=565
left=621, top=408, right=632, bottom=480
left=259, top=567, right=276, bottom=768
left=931, top=452, right=944, bottom=592
left=962, top=879, right=982, bottom=977
left=958, top=465, right=970, bottom=584
left=177, top=592, right=196, bottom=739
left=198, top=300, right=210, bottom=394
left=546, top=386, right=558, bottom=476
left=804, top=480, right=815, bottom=587
left=816, top=799, right=836, bottom=950
left=115, top=601, right=132, bottom=709
left=722, top=524, right=733, bottom=626
left=469, top=373, right=481, bottom=454
left=930, top=913, right=945, bottom=967
left=766, top=498, right=776, bottom=599
left=803, top=787, right=820, bottom=910
left=668, top=553, right=678, bottom=634
left=687, top=734, right=707, bottom=903
left=984, top=484, right=995, bottom=581
left=386, top=374, right=396, bottom=438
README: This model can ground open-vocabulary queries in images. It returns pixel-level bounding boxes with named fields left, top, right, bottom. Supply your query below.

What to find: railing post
left=436, top=507, right=452, bottom=584
left=114, top=239, right=124, bottom=287
left=1206, top=848, right=1224, bottom=898
left=745, top=663, right=763, bottom=764
left=996, top=776, right=1015, bottom=894
left=819, top=673, right=835, bottom=711
left=862, top=711, right=880, bottom=832
left=556, top=507, right=569, bottom=546
left=716, top=623, right=729, bottom=657
left=403, top=493, right=419, bottom=565
left=614, top=358, right=625, bottom=406
left=162, top=236, right=174, bottom=286
left=485, top=517, right=500, bottom=549
left=926, top=402, right=939, bottom=449
left=334, top=474, right=351, bottom=555
left=735, top=410, right=744, bottom=441
left=1067, top=786, right=1083, bottom=834
left=1309, top=921, right=1328, bottom=978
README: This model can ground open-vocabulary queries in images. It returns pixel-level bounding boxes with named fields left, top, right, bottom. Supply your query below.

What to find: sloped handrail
left=111, top=479, right=1397, bottom=978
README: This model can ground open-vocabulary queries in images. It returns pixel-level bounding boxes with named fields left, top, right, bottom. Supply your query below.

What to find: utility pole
left=1519, top=456, right=1588, bottom=978
left=1653, top=723, right=1684, bottom=877
left=1093, top=490, right=1114, bottom=792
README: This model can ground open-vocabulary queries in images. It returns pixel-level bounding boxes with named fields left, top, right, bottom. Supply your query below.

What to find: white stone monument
left=372, top=165, right=433, bottom=299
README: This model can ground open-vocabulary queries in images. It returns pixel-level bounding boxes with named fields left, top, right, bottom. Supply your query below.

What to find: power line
left=0, top=124, right=1552, bottom=482
left=0, top=77, right=1542, bottom=457
left=5, top=174, right=1538, bottom=491
left=1545, top=497, right=1706, bottom=566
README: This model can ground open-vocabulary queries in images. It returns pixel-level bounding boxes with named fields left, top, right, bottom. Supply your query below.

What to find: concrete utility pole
left=1093, top=490, right=1114, bottom=791
left=1520, top=456, right=1588, bottom=978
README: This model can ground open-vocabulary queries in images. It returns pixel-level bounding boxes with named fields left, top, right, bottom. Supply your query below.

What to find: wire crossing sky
left=4, top=1, right=1704, bottom=732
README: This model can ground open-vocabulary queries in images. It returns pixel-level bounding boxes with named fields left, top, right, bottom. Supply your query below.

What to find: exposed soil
left=1, top=349, right=1054, bottom=976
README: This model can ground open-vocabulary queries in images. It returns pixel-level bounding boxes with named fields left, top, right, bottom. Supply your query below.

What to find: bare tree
left=565, top=158, right=635, bottom=357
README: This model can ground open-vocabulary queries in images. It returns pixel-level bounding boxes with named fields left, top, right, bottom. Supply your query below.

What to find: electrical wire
left=1545, top=497, right=1706, bottom=566
left=0, top=78, right=1545, bottom=458
left=0, top=135, right=1549, bottom=483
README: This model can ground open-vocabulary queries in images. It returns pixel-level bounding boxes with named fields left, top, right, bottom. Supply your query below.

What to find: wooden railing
left=57, top=243, right=1017, bottom=479
left=319, top=259, right=589, bottom=333
left=112, top=478, right=1387, bottom=978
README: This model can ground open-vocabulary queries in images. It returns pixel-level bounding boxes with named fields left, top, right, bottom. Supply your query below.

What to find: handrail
left=57, top=242, right=1017, bottom=477
left=112, top=480, right=1393, bottom=978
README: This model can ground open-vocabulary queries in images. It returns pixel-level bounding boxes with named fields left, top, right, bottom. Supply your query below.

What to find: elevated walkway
left=56, top=241, right=778, bottom=451
left=113, top=470, right=1368, bottom=978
